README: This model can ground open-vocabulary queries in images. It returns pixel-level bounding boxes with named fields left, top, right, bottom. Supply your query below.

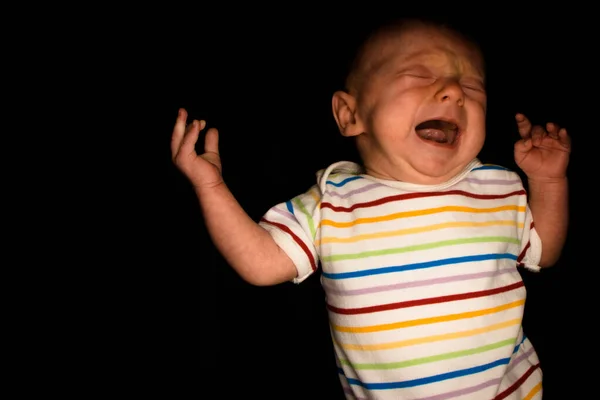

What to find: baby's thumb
left=514, top=138, right=532, bottom=154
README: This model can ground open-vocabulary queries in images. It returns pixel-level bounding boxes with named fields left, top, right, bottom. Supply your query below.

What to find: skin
left=171, top=22, right=571, bottom=285
left=332, top=24, right=487, bottom=185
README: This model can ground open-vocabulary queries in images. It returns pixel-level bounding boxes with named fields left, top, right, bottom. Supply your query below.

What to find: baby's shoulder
left=315, top=161, right=366, bottom=190
left=468, top=163, right=523, bottom=181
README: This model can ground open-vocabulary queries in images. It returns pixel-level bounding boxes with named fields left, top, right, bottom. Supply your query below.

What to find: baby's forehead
left=346, top=21, right=485, bottom=92
left=372, top=25, right=480, bottom=63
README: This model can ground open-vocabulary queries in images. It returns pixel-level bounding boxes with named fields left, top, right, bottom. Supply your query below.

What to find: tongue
left=416, top=128, right=450, bottom=143
left=415, top=120, right=458, bottom=144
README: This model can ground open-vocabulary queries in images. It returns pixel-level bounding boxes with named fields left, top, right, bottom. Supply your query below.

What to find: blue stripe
left=285, top=200, right=294, bottom=214
left=322, top=253, right=518, bottom=280
left=326, top=176, right=362, bottom=187
left=473, top=165, right=509, bottom=171
left=513, top=335, right=526, bottom=353
left=340, top=357, right=510, bottom=390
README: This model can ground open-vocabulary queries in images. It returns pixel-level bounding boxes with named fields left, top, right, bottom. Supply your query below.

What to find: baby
left=171, top=17, right=570, bottom=400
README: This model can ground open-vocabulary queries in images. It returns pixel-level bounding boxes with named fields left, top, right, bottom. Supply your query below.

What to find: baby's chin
left=363, top=157, right=469, bottom=185
left=411, top=163, right=467, bottom=184
left=408, top=139, right=483, bottom=183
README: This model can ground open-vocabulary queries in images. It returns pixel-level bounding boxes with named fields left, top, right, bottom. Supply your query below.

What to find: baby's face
left=352, top=25, right=487, bottom=184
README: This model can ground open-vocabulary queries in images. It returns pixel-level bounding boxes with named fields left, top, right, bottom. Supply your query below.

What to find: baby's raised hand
left=513, top=113, right=571, bottom=181
left=171, top=108, right=223, bottom=190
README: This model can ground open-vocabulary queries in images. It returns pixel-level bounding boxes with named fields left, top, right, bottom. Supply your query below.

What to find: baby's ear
left=332, top=91, right=364, bottom=137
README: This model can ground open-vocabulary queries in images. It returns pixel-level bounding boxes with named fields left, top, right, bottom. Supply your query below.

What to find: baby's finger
left=530, top=125, right=545, bottom=146
left=171, top=108, right=188, bottom=158
left=515, top=113, right=532, bottom=139
left=204, top=127, right=220, bottom=156
left=558, top=128, right=571, bottom=150
left=514, top=136, right=533, bottom=154
left=546, top=122, right=560, bottom=139
left=179, top=120, right=206, bottom=156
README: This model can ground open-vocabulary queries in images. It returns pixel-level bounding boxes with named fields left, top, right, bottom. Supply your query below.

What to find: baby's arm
left=527, top=175, right=568, bottom=267
left=171, top=109, right=297, bottom=285
left=514, top=114, right=571, bottom=267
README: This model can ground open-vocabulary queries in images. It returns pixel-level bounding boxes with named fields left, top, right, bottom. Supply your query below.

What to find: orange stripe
left=523, top=382, right=542, bottom=400
left=321, top=205, right=525, bottom=228
left=335, top=318, right=521, bottom=350
left=332, top=299, right=525, bottom=333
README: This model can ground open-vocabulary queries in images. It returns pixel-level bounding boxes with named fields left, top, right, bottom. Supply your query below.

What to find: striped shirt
left=259, top=159, right=543, bottom=400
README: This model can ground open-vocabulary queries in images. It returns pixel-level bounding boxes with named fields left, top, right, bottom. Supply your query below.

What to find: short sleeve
left=517, top=204, right=543, bottom=272
left=259, top=184, right=323, bottom=284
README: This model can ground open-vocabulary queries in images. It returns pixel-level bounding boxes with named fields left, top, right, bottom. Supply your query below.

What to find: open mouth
left=415, top=119, right=459, bottom=145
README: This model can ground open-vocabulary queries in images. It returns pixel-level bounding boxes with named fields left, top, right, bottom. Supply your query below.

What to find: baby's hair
left=342, top=16, right=485, bottom=94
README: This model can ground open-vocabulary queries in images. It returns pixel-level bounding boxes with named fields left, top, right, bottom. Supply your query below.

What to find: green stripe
left=322, top=236, right=519, bottom=262
left=293, top=197, right=316, bottom=239
left=339, top=338, right=514, bottom=370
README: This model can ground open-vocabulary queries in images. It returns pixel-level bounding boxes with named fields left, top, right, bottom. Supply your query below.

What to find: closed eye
left=461, top=80, right=485, bottom=92
left=463, top=85, right=484, bottom=92
left=404, top=74, right=436, bottom=83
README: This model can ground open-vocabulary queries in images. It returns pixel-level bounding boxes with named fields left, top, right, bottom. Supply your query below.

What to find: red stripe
left=260, top=218, right=317, bottom=272
left=517, top=242, right=530, bottom=263
left=516, top=222, right=536, bottom=264
left=321, top=190, right=526, bottom=212
left=326, top=281, right=524, bottom=315
left=494, top=363, right=540, bottom=400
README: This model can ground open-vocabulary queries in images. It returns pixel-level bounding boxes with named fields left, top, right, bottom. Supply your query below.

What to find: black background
left=125, top=11, right=592, bottom=399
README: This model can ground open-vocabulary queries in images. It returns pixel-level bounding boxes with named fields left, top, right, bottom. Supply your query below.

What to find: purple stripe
left=506, top=346, right=535, bottom=375
left=343, top=386, right=366, bottom=399
left=323, top=268, right=517, bottom=296
left=325, top=182, right=383, bottom=199
left=270, top=207, right=296, bottom=222
left=465, top=178, right=521, bottom=185
left=415, top=378, right=502, bottom=400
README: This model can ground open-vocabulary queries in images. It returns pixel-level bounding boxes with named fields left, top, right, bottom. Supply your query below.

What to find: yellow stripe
left=320, top=205, right=525, bottom=228
left=317, top=220, right=522, bottom=245
left=332, top=300, right=524, bottom=333
left=523, top=382, right=542, bottom=400
left=309, top=187, right=320, bottom=203
left=336, top=318, right=521, bottom=351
